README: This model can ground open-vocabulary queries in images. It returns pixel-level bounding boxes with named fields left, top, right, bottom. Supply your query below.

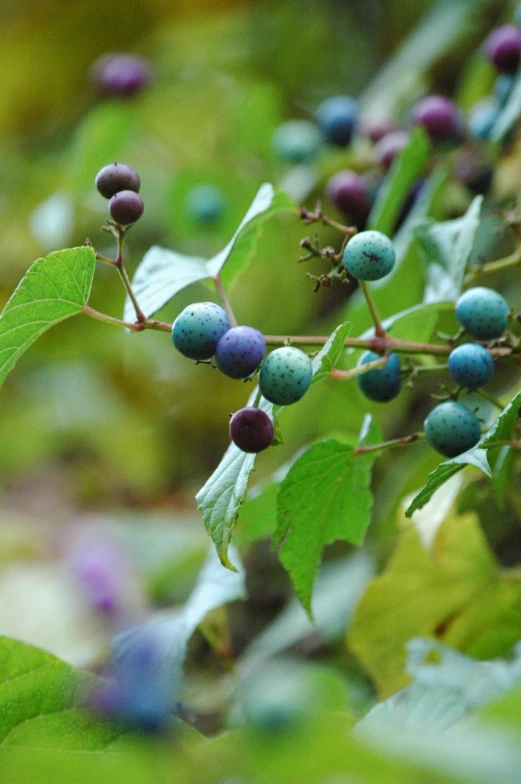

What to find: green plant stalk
left=358, top=280, right=386, bottom=337
left=214, top=275, right=238, bottom=327
left=464, top=250, right=521, bottom=285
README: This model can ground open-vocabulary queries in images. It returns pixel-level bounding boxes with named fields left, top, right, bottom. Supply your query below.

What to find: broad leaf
left=481, top=391, right=521, bottom=448
left=416, top=196, right=483, bottom=302
left=123, top=184, right=295, bottom=322
left=273, top=424, right=379, bottom=615
left=368, top=128, right=430, bottom=237
left=0, top=247, right=96, bottom=389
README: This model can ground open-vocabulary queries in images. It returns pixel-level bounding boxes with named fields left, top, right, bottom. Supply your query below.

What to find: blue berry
left=468, top=99, right=500, bottom=141
left=316, top=96, right=357, bottom=147
left=229, top=407, right=274, bottom=453
left=259, top=347, right=313, bottom=406
left=424, top=401, right=482, bottom=458
left=357, top=351, right=401, bottom=402
left=172, top=302, right=231, bottom=361
left=215, top=326, right=266, bottom=379
left=272, top=120, right=323, bottom=163
left=455, top=287, right=509, bottom=341
left=186, top=184, right=225, bottom=224
left=343, top=230, right=396, bottom=281
left=448, top=343, right=494, bottom=390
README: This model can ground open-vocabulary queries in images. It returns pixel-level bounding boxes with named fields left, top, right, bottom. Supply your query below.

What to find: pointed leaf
left=310, top=321, right=351, bottom=384
left=481, top=392, right=521, bottom=448
left=0, top=247, right=96, bottom=390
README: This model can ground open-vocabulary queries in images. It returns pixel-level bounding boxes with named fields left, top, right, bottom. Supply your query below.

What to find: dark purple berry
left=375, top=131, right=409, bottom=169
left=215, top=326, right=266, bottom=379
left=91, top=53, right=152, bottom=98
left=484, top=25, right=521, bottom=74
left=229, top=407, right=274, bottom=453
left=95, top=163, right=141, bottom=199
left=109, top=190, right=144, bottom=225
left=411, top=95, right=461, bottom=142
left=325, top=170, right=371, bottom=225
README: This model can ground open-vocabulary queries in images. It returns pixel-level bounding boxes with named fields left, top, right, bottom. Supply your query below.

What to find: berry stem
left=114, top=228, right=146, bottom=324
left=82, top=305, right=144, bottom=332
left=265, top=334, right=454, bottom=355
left=464, top=249, right=521, bottom=285
left=95, top=252, right=117, bottom=267
left=213, top=275, right=238, bottom=327
left=330, top=355, right=389, bottom=380
left=358, top=280, right=386, bottom=337
left=354, top=431, right=426, bottom=455
left=300, top=206, right=357, bottom=236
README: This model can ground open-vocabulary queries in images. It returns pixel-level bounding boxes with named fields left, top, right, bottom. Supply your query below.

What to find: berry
left=424, top=401, right=482, bottom=458
left=215, top=326, right=266, bottom=379
left=172, top=302, right=231, bottom=360
left=91, top=53, right=152, bottom=98
left=229, top=407, right=274, bottom=453
left=316, top=96, right=357, bottom=147
left=411, top=95, right=461, bottom=142
left=468, top=99, right=500, bottom=141
left=358, top=114, right=397, bottom=143
left=325, top=170, right=371, bottom=225
left=494, top=74, right=515, bottom=106
left=374, top=131, right=409, bottom=169
left=484, top=25, right=521, bottom=74
left=455, top=287, right=509, bottom=341
left=453, top=150, right=493, bottom=195
left=259, top=347, right=313, bottom=406
left=109, top=190, right=144, bottom=225
left=95, top=163, right=141, bottom=199
left=343, top=230, right=396, bottom=281
left=357, top=351, right=401, bottom=402
left=448, top=343, right=494, bottom=390
left=186, top=184, right=225, bottom=224
left=272, top=120, right=323, bottom=163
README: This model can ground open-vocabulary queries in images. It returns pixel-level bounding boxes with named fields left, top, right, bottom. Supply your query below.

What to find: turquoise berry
left=272, top=120, right=323, bottom=164
left=172, top=302, right=231, bottom=361
left=424, top=401, right=481, bottom=458
left=215, top=326, right=266, bottom=380
left=343, top=230, right=396, bottom=281
left=455, top=287, right=509, bottom=341
left=468, top=99, right=500, bottom=141
left=259, top=347, right=313, bottom=406
left=186, top=184, right=225, bottom=224
left=357, top=351, right=401, bottom=402
left=448, top=343, right=494, bottom=390
left=315, top=95, right=357, bottom=147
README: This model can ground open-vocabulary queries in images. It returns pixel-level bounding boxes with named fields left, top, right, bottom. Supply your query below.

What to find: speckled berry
left=325, top=170, right=371, bottom=225
left=186, top=184, right=225, bottom=224
left=272, top=120, right=323, bottom=163
left=411, top=95, right=461, bottom=142
left=259, top=347, right=313, bottom=406
left=229, top=407, right=274, bottom=453
left=456, top=287, right=509, bottom=341
left=484, top=25, right=521, bottom=74
left=424, top=401, right=482, bottom=458
left=316, top=96, right=357, bottom=147
left=357, top=351, right=401, bottom=402
left=91, top=53, right=152, bottom=98
left=172, top=302, right=232, bottom=361
left=215, top=326, right=266, bottom=379
left=375, top=131, right=410, bottom=169
left=95, top=163, right=141, bottom=199
left=468, top=99, right=500, bottom=141
left=448, top=343, right=494, bottom=390
left=109, top=190, right=144, bottom=225
left=343, top=230, right=396, bottom=281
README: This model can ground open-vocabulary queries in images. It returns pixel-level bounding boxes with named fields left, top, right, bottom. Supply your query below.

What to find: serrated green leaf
left=124, top=184, right=295, bottom=322
left=310, top=321, right=351, bottom=384
left=481, top=391, right=521, bottom=448
left=368, top=128, right=430, bottom=237
left=416, top=195, right=483, bottom=302
left=273, top=434, right=378, bottom=616
left=405, top=448, right=490, bottom=518
left=0, top=247, right=96, bottom=390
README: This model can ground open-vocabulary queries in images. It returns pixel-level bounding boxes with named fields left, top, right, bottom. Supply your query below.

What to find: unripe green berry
left=259, top=347, right=313, bottom=406
left=343, top=231, right=396, bottom=281
left=424, top=401, right=481, bottom=458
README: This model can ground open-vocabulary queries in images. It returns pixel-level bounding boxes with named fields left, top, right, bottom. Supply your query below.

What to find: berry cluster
left=95, top=163, right=145, bottom=226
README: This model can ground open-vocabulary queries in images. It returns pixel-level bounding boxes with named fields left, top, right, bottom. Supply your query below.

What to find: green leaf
left=416, top=195, right=483, bottom=302
left=481, top=391, right=521, bottom=448
left=124, top=184, right=295, bottom=322
left=368, top=128, right=430, bottom=237
left=491, top=71, right=521, bottom=142
left=405, top=448, right=490, bottom=518
left=310, top=321, right=351, bottom=384
left=0, top=247, right=96, bottom=390
left=273, top=432, right=378, bottom=616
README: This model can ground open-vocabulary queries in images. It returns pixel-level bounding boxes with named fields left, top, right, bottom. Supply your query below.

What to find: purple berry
left=109, top=190, right=144, bottom=225
left=484, top=25, right=521, bottom=74
left=172, top=302, right=231, bottom=361
left=215, top=326, right=266, bottom=379
left=375, top=131, right=410, bottom=169
left=91, top=53, right=152, bottom=98
left=325, top=170, right=371, bottom=224
left=229, top=407, right=274, bottom=453
left=358, top=114, right=397, bottom=143
left=95, top=163, right=141, bottom=199
left=411, top=95, right=461, bottom=142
